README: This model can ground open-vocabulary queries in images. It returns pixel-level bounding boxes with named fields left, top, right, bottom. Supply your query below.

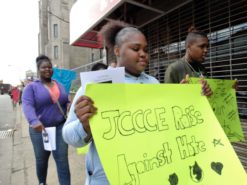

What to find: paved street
left=0, top=95, right=86, bottom=185
left=0, top=95, right=15, bottom=131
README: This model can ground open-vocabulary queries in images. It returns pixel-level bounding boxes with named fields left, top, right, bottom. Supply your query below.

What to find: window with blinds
left=141, top=0, right=247, bottom=170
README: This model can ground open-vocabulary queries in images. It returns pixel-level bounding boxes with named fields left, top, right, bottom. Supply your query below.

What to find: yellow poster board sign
left=189, top=78, right=244, bottom=142
left=86, top=84, right=247, bottom=185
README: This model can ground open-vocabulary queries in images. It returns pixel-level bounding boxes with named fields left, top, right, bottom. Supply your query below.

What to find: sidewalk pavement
left=8, top=106, right=86, bottom=185
left=0, top=130, right=13, bottom=185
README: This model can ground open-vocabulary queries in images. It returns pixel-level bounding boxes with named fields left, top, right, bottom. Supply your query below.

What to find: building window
left=53, top=24, right=58, bottom=38
left=54, top=46, right=59, bottom=59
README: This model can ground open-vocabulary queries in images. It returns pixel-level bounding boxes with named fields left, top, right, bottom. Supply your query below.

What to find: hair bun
left=188, top=26, right=198, bottom=33
left=99, top=20, right=128, bottom=50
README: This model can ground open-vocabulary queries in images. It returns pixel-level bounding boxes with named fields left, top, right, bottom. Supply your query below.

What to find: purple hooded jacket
left=22, top=80, right=68, bottom=127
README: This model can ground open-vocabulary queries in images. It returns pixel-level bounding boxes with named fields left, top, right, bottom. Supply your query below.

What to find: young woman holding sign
left=62, top=21, right=211, bottom=185
left=63, top=20, right=159, bottom=185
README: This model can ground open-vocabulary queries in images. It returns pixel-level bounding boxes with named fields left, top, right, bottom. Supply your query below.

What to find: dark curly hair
left=185, top=26, right=208, bottom=47
left=99, top=20, right=142, bottom=50
left=91, top=62, right=107, bottom=71
left=36, top=55, right=52, bottom=69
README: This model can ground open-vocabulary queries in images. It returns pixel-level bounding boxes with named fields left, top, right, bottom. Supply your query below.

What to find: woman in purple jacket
left=22, top=55, right=70, bottom=185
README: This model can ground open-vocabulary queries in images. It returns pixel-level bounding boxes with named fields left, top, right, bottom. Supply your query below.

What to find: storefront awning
left=70, top=0, right=165, bottom=48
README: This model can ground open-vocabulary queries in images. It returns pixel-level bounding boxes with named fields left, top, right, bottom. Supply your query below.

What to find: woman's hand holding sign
left=74, top=95, right=97, bottom=135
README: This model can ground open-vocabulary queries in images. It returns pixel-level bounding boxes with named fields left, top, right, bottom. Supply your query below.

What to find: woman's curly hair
left=99, top=20, right=141, bottom=50
left=36, top=55, right=51, bottom=69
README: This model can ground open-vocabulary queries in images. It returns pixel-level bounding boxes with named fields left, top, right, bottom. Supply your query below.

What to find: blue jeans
left=29, top=124, right=71, bottom=185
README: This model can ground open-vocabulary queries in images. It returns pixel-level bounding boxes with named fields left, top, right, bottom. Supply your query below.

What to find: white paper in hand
left=42, top=127, right=56, bottom=151
left=80, top=67, right=125, bottom=94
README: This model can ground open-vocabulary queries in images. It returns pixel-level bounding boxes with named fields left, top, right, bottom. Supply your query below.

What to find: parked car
left=0, top=83, right=11, bottom=95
